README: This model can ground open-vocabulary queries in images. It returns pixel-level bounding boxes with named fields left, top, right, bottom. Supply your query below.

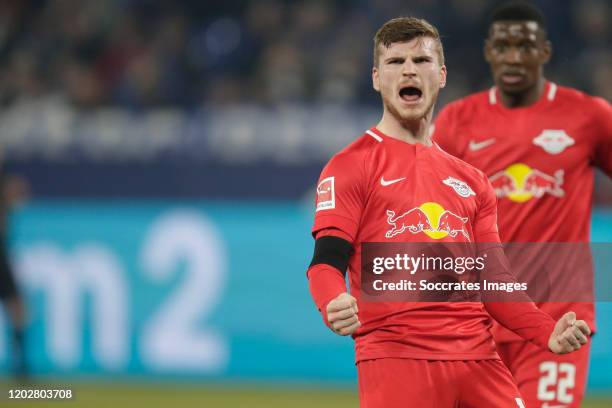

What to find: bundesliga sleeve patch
left=316, top=177, right=335, bottom=211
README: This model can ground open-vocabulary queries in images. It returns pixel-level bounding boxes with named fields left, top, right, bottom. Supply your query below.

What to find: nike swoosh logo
left=468, top=138, right=496, bottom=151
left=380, top=177, right=406, bottom=186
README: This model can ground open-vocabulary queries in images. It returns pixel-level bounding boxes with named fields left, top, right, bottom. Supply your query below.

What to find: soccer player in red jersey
left=307, top=16, right=592, bottom=408
left=432, top=2, right=612, bottom=407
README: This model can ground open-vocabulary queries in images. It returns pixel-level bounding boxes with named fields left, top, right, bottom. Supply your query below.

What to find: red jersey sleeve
left=473, top=174, right=501, bottom=244
left=484, top=300, right=555, bottom=350
left=308, top=263, right=346, bottom=328
left=480, top=244, right=556, bottom=349
left=312, top=151, right=368, bottom=242
left=591, top=97, right=612, bottom=177
left=432, top=102, right=463, bottom=158
left=472, top=173, right=556, bottom=349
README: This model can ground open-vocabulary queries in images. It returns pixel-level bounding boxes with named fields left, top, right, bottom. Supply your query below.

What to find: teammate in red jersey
left=432, top=2, right=612, bottom=407
left=307, top=16, right=591, bottom=408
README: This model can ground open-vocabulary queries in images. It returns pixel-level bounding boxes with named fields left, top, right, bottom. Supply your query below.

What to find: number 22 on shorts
left=538, top=361, right=576, bottom=405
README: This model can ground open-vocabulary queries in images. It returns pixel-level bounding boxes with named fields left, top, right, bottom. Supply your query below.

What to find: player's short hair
left=489, top=1, right=547, bottom=29
left=373, top=17, right=444, bottom=66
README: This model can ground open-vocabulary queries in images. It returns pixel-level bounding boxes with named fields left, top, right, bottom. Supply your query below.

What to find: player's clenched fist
left=327, top=293, right=361, bottom=336
left=548, top=311, right=591, bottom=354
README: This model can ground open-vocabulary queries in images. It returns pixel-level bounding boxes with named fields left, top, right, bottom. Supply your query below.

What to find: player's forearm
left=478, top=245, right=556, bottom=348
left=307, top=230, right=353, bottom=326
left=308, top=263, right=347, bottom=311
left=307, top=264, right=347, bottom=327
left=484, top=301, right=555, bottom=349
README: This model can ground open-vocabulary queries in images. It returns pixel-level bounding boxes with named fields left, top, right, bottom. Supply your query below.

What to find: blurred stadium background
left=0, top=0, right=610, bottom=406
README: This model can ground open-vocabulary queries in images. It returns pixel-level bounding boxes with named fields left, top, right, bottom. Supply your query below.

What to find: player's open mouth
left=500, top=73, right=525, bottom=85
left=399, top=86, right=423, bottom=103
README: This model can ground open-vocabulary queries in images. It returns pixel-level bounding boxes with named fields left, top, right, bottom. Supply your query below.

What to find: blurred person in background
left=433, top=2, right=612, bottom=407
left=0, top=1, right=607, bottom=112
left=0, top=150, right=29, bottom=379
left=307, top=16, right=590, bottom=408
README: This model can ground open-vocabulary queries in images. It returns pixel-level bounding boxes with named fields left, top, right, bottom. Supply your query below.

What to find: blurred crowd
left=0, top=0, right=609, bottom=110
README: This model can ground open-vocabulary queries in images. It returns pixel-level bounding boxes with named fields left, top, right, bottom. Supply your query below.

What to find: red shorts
left=497, top=341, right=591, bottom=408
left=357, top=358, right=526, bottom=408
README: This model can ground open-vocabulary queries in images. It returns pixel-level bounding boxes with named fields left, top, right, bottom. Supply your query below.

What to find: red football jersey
left=313, top=127, right=506, bottom=361
left=433, top=82, right=612, bottom=340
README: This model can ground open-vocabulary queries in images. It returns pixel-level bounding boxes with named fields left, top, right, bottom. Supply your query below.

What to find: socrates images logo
left=489, top=163, right=564, bottom=203
left=385, top=202, right=470, bottom=241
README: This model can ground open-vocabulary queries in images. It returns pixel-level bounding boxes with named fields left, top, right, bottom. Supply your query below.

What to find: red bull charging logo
left=385, top=202, right=470, bottom=241
left=489, top=163, right=564, bottom=203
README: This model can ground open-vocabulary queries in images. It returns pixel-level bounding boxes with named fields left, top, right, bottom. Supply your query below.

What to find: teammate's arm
left=473, top=175, right=591, bottom=353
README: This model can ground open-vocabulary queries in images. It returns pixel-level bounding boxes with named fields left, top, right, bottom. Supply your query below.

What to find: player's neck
left=498, top=78, right=546, bottom=108
left=377, top=112, right=432, bottom=146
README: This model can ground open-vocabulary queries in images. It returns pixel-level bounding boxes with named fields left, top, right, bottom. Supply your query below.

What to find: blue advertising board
left=0, top=202, right=611, bottom=390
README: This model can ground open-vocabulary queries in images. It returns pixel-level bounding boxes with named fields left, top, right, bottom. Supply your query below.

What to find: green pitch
left=1, top=383, right=611, bottom=408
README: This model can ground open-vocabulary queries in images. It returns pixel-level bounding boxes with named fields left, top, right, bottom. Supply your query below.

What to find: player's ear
left=483, top=39, right=492, bottom=63
left=541, top=40, right=552, bottom=64
left=439, top=64, right=447, bottom=89
left=372, top=66, right=380, bottom=92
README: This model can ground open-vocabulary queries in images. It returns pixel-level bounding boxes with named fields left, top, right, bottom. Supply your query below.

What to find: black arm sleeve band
left=309, top=236, right=352, bottom=277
